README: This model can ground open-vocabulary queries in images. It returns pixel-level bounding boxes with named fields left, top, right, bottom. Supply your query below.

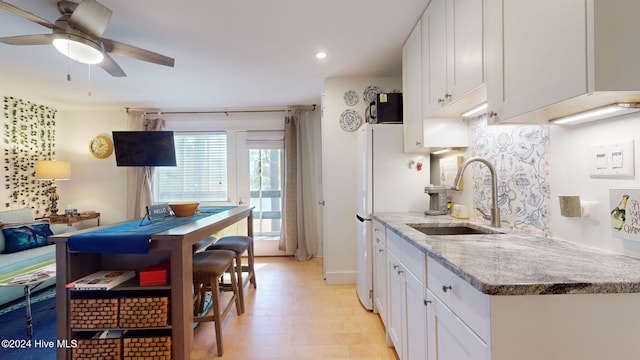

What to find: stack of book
left=66, top=270, right=135, bottom=290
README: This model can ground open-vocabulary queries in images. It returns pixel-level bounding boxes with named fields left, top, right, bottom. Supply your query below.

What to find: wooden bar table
left=49, top=206, right=254, bottom=360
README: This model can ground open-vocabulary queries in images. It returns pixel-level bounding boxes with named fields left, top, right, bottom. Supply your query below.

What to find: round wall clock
left=89, top=135, right=114, bottom=159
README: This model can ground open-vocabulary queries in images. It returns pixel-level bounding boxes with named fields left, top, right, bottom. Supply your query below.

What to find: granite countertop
left=373, top=212, right=640, bottom=296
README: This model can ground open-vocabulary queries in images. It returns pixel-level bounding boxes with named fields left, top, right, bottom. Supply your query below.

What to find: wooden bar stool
left=192, top=249, right=241, bottom=356
left=206, top=235, right=256, bottom=313
left=192, top=235, right=216, bottom=253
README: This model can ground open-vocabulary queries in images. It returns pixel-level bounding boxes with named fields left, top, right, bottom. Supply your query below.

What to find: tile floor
left=191, top=256, right=399, bottom=359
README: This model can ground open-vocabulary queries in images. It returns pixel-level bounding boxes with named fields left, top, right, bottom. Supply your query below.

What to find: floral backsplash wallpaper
left=470, top=116, right=550, bottom=235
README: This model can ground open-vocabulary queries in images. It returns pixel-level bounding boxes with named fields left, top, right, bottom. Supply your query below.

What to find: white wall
left=322, top=76, right=402, bottom=284
left=56, top=108, right=129, bottom=227
left=549, top=113, right=640, bottom=257
left=0, top=88, right=129, bottom=227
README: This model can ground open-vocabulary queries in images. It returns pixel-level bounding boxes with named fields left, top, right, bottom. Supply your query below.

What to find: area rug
left=0, top=286, right=56, bottom=359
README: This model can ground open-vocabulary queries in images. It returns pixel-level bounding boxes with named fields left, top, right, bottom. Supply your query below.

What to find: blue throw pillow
left=1, top=222, right=54, bottom=254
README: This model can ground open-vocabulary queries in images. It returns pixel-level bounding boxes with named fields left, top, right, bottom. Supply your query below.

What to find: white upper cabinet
left=423, top=0, right=485, bottom=118
left=402, top=19, right=427, bottom=153
left=402, top=13, right=470, bottom=154
left=486, top=0, right=640, bottom=124
left=422, top=0, right=447, bottom=117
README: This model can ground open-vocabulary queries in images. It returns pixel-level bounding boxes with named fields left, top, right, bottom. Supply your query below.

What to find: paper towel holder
left=558, top=195, right=597, bottom=217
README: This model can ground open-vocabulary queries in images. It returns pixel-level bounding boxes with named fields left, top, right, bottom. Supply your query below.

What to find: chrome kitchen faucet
left=452, top=157, right=501, bottom=228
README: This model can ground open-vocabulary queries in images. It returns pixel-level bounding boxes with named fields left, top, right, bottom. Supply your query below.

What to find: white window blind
left=154, top=132, right=228, bottom=202
left=245, top=131, right=284, bottom=149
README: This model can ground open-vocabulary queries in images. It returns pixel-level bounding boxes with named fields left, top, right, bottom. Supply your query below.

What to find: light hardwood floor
left=191, top=256, right=399, bottom=359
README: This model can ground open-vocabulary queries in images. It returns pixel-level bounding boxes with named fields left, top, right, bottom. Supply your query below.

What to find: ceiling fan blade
left=0, top=34, right=52, bottom=45
left=102, top=38, right=175, bottom=68
left=99, top=52, right=126, bottom=77
left=69, top=0, right=112, bottom=37
left=0, top=1, right=61, bottom=30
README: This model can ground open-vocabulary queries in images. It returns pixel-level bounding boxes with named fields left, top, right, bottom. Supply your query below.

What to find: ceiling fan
left=0, top=0, right=175, bottom=77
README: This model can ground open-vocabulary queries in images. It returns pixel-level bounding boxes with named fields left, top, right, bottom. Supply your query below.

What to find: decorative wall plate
left=363, top=85, right=383, bottom=103
left=343, top=90, right=359, bottom=106
left=339, top=109, right=362, bottom=132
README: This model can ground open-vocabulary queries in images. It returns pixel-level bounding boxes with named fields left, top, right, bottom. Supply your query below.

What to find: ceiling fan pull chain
left=66, top=39, right=71, bottom=82
left=88, top=64, right=92, bottom=96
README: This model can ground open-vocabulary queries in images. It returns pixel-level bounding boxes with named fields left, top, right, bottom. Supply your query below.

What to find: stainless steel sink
left=407, top=224, right=504, bottom=236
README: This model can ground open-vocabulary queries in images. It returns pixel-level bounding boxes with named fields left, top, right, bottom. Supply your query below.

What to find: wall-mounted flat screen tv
left=112, top=131, right=177, bottom=167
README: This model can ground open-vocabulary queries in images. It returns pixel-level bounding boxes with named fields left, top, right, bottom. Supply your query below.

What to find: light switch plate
left=589, top=140, right=634, bottom=178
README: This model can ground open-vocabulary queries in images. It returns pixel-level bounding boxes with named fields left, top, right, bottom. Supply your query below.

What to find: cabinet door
left=405, top=269, right=428, bottom=360
left=422, top=0, right=447, bottom=117
left=485, top=0, right=587, bottom=123
left=387, top=250, right=405, bottom=356
left=447, top=0, right=484, bottom=102
left=373, top=238, right=388, bottom=323
left=402, top=19, right=427, bottom=154
left=426, top=291, right=489, bottom=360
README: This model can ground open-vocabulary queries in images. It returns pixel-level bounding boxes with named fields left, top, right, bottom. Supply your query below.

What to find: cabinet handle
left=488, top=111, right=498, bottom=118
left=378, top=248, right=384, bottom=253
left=424, top=299, right=432, bottom=306
left=393, top=264, right=400, bottom=270
left=442, top=285, right=453, bottom=293
left=397, top=270, right=404, bottom=275
left=437, top=98, right=446, bottom=104
left=444, top=93, right=452, bottom=99
left=415, top=141, right=422, bottom=146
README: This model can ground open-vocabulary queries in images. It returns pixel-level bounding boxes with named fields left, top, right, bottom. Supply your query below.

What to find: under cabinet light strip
left=550, top=103, right=640, bottom=125
left=461, top=103, right=488, bottom=118
left=431, top=148, right=452, bottom=155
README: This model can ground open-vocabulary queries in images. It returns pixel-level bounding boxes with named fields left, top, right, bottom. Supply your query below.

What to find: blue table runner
left=67, top=206, right=236, bottom=254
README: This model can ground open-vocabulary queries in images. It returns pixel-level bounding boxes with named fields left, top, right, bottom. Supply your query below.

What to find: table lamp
left=35, top=160, right=71, bottom=216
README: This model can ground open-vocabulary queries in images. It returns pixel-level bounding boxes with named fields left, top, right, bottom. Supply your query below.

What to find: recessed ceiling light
left=315, top=52, right=327, bottom=60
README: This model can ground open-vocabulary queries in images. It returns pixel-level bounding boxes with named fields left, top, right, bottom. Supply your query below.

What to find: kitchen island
left=50, top=206, right=253, bottom=360
left=373, top=212, right=640, bottom=360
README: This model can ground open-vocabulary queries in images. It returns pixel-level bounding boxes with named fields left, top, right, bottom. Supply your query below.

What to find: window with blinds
left=154, top=132, right=228, bottom=202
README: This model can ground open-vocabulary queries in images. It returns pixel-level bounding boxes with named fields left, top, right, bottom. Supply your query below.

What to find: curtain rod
left=126, top=104, right=316, bottom=116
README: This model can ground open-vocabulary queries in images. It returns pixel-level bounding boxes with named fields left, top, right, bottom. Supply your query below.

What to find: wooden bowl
left=169, top=202, right=199, bottom=217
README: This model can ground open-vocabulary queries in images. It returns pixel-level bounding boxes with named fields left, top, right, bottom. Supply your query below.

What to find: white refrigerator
left=355, top=123, right=428, bottom=310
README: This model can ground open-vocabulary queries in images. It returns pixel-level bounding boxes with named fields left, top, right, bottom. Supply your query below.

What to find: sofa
left=0, top=207, right=76, bottom=307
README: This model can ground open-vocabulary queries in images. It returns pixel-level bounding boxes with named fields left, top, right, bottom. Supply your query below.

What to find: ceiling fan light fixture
left=52, top=33, right=104, bottom=64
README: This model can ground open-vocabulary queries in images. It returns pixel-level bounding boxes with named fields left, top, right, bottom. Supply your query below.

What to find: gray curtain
left=125, top=112, right=166, bottom=219
left=280, top=109, right=320, bottom=261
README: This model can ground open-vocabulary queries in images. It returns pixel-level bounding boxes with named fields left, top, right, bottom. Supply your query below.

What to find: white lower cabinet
left=372, top=220, right=387, bottom=325
left=377, top=222, right=640, bottom=360
left=426, top=290, right=489, bottom=360
left=381, top=228, right=488, bottom=360
left=385, top=230, right=427, bottom=360
left=405, top=267, right=427, bottom=360
left=386, top=250, right=404, bottom=353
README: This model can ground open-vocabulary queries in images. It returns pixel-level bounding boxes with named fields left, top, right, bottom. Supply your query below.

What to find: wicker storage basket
left=70, top=298, right=119, bottom=329
left=123, top=336, right=172, bottom=360
left=72, top=337, right=121, bottom=359
left=119, top=296, right=169, bottom=328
